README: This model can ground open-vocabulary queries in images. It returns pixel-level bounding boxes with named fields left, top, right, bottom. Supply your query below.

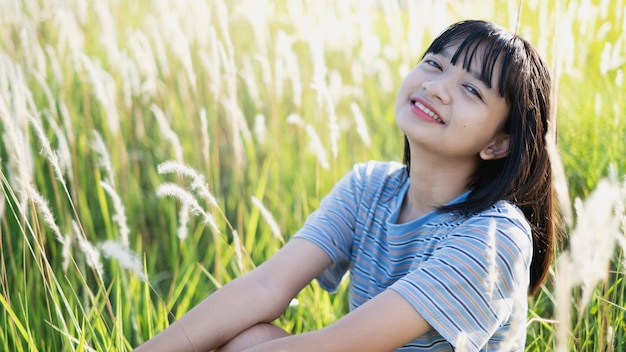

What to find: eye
left=422, top=59, right=442, bottom=70
left=463, top=84, right=483, bottom=99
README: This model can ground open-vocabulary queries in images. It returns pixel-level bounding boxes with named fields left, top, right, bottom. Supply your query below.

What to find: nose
left=422, top=78, right=451, bottom=104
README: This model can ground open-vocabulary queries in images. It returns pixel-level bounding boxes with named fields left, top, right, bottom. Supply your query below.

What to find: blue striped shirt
left=293, top=161, right=532, bottom=351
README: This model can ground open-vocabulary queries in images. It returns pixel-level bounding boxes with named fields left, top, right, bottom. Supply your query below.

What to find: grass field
left=0, top=0, right=625, bottom=350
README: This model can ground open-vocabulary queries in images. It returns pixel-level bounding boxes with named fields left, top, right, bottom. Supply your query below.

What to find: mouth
left=411, top=99, right=445, bottom=125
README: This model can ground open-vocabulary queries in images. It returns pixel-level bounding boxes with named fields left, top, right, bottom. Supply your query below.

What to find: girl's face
left=395, top=45, right=510, bottom=164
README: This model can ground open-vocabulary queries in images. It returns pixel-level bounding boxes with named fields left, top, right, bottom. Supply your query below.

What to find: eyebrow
left=437, top=49, right=491, bottom=87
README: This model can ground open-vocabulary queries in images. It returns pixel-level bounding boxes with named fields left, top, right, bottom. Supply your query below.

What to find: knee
left=216, top=323, right=290, bottom=352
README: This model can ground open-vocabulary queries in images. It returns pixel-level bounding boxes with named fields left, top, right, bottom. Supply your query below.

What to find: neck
left=397, top=154, right=476, bottom=224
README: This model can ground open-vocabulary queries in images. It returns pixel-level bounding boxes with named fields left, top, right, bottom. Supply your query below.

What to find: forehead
left=438, top=46, right=497, bottom=85
left=425, top=30, right=516, bottom=97
left=442, top=41, right=505, bottom=90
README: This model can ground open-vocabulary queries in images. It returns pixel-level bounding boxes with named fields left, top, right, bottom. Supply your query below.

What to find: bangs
left=424, top=21, right=523, bottom=99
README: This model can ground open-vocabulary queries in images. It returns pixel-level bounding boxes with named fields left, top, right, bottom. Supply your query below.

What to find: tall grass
left=0, top=0, right=624, bottom=350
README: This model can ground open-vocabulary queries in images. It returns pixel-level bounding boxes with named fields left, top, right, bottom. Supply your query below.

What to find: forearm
left=242, top=331, right=321, bottom=352
left=243, top=289, right=431, bottom=352
left=134, top=239, right=331, bottom=351
left=134, top=273, right=288, bottom=351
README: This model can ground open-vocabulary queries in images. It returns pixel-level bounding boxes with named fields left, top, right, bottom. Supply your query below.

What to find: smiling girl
left=135, top=20, right=558, bottom=352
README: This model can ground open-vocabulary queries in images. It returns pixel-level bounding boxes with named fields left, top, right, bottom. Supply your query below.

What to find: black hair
left=402, top=20, right=558, bottom=295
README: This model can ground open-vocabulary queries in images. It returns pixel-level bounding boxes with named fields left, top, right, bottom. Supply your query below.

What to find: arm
left=244, top=288, right=432, bottom=352
left=134, top=238, right=332, bottom=351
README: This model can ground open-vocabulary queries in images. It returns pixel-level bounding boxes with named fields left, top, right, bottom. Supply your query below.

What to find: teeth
left=413, top=101, right=444, bottom=124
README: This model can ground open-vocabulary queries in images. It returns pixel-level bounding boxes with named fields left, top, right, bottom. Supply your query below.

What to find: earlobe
left=479, top=134, right=510, bottom=160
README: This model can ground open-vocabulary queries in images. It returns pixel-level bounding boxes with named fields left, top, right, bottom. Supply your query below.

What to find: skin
left=134, top=44, right=511, bottom=352
left=134, top=238, right=431, bottom=352
left=394, top=47, right=510, bottom=221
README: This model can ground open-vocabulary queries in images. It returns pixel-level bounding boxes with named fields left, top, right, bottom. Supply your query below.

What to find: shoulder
left=475, top=200, right=532, bottom=239
left=453, top=201, right=533, bottom=264
left=351, top=160, right=406, bottom=184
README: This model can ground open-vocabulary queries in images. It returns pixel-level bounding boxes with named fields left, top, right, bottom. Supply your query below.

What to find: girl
left=135, top=20, right=558, bottom=351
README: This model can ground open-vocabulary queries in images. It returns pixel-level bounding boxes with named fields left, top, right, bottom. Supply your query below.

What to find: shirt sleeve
left=389, top=210, right=532, bottom=351
left=290, top=165, right=363, bottom=292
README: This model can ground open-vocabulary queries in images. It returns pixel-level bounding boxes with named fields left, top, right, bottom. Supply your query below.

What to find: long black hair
left=403, top=20, right=558, bottom=295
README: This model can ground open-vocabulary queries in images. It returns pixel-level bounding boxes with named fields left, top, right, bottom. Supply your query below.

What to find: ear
left=479, top=134, right=510, bottom=160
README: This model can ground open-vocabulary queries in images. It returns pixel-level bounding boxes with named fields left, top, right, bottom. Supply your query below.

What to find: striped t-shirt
left=292, top=161, right=532, bottom=351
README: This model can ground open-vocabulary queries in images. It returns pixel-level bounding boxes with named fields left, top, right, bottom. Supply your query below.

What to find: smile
left=412, top=100, right=445, bottom=124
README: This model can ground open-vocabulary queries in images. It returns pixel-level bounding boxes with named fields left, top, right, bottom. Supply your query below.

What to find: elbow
left=239, top=271, right=296, bottom=323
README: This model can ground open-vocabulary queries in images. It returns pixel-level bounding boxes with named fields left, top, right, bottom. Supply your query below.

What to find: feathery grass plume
left=0, top=177, right=5, bottom=219
left=607, top=325, right=615, bottom=352
left=231, top=229, right=244, bottom=273
left=273, top=30, right=296, bottom=99
left=30, top=70, right=57, bottom=118
left=150, top=104, right=184, bottom=163
left=57, top=100, right=75, bottom=145
left=305, top=124, right=330, bottom=170
left=213, top=0, right=234, bottom=63
left=617, top=175, right=626, bottom=268
left=546, top=121, right=573, bottom=227
left=555, top=254, right=573, bottom=352
left=599, top=40, right=624, bottom=76
left=240, top=55, right=263, bottom=109
left=251, top=196, right=284, bottom=244
left=286, top=52, right=302, bottom=108
left=144, top=16, right=170, bottom=77
left=372, top=59, right=395, bottom=94
left=309, top=30, right=327, bottom=90
left=286, top=114, right=329, bottom=169
left=156, top=183, right=220, bottom=234
left=28, top=114, right=66, bottom=187
left=499, top=260, right=528, bottom=351
left=242, top=0, right=270, bottom=56
left=220, top=97, right=252, bottom=168
left=485, top=219, right=498, bottom=299
left=286, top=113, right=305, bottom=127
left=92, top=130, right=115, bottom=186
left=177, top=202, right=190, bottom=241
left=73, top=221, right=104, bottom=280
left=199, top=108, right=211, bottom=166
left=62, top=234, right=72, bottom=272
left=100, top=181, right=130, bottom=247
left=311, top=82, right=339, bottom=159
left=272, top=29, right=301, bottom=106
left=44, top=111, right=73, bottom=183
left=125, top=29, right=160, bottom=102
left=567, top=180, right=621, bottom=308
left=118, top=53, right=139, bottom=109
left=99, top=240, right=146, bottom=281
left=0, top=57, right=33, bottom=213
left=202, top=27, right=222, bottom=101
left=555, top=179, right=622, bottom=351
left=93, top=1, right=120, bottom=67
left=357, top=23, right=382, bottom=66
left=156, top=160, right=218, bottom=206
left=24, top=183, right=65, bottom=244
left=159, top=13, right=196, bottom=92
left=79, top=55, right=120, bottom=134
left=254, top=53, right=273, bottom=95
left=54, top=7, right=85, bottom=62
left=45, top=45, right=64, bottom=88
left=308, top=30, right=339, bottom=160
left=456, top=331, right=468, bottom=352
left=214, top=24, right=237, bottom=102
left=350, top=102, right=371, bottom=147
left=381, top=1, right=405, bottom=55
left=253, top=114, right=267, bottom=145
